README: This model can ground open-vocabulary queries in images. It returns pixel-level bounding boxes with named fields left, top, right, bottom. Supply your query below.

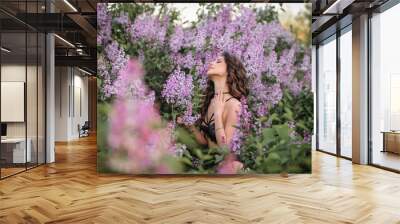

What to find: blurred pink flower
left=107, top=60, right=177, bottom=174
left=113, top=60, right=155, bottom=103
left=217, top=154, right=243, bottom=174
left=108, top=98, right=174, bottom=173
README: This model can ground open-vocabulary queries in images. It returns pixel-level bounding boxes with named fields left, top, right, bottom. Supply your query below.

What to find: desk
left=381, top=131, right=400, bottom=154
left=1, top=138, right=31, bottom=163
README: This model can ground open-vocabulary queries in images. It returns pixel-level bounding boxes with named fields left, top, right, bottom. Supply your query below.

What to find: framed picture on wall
left=97, top=3, right=313, bottom=175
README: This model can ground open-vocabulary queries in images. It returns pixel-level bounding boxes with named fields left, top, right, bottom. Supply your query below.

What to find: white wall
left=1, top=63, right=46, bottom=164
left=1, top=65, right=39, bottom=138
left=55, top=66, right=69, bottom=141
left=72, top=73, right=89, bottom=138
left=1, top=65, right=26, bottom=138
left=55, top=67, right=89, bottom=141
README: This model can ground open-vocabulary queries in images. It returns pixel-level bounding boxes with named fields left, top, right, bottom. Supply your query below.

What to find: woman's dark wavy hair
left=197, top=51, right=249, bottom=124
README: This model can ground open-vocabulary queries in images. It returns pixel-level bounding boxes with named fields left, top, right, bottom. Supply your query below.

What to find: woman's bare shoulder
left=225, top=98, right=241, bottom=111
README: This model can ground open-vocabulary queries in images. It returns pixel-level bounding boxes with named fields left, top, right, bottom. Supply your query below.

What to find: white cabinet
left=1, top=138, right=32, bottom=163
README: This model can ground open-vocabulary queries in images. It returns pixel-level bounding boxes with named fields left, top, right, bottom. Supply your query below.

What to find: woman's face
left=207, top=56, right=227, bottom=78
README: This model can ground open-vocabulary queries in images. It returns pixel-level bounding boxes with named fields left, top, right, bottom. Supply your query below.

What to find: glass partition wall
left=316, top=25, right=353, bottom=159
left=0, top=1, right=46, bottom=179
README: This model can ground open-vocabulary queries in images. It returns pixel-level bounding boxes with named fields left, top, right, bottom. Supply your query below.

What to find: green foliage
left=239, top=89, right=312, bottom=173
left=108, top=3, right=156, bottom=20
left=97, top=101, right=113, bottom=173
left=195, top=3, right=223, bottom=24
left=174, top=127, right=229, bottom=174
left=256, top=4, right=281, bottom=23
left=274, top=37, right=292, bottom=58
left=269, top=89, right=314, bottom=137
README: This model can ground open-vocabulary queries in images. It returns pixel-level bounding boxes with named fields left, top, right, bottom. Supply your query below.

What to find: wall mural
left=97, top=3, right=313, bottom=174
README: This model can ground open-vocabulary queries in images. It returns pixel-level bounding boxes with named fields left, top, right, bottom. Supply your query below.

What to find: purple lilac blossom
left=230, top=97, right=251, bottom=154
left=113, top=60, right=155, bottom=104
left=97, top=3, right=112, bottom=46
left=114, top=12, right=130, bottom=27
left=181, top=104, right=200, bottom=126
left=129, top=14, right=168, bottom=44
left=161, top=68, right=193, bottom=109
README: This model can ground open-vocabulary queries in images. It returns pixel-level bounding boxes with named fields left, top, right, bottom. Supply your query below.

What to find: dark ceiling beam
left=51, top=0, right=97, bottom=47
left=66, top=13, right=96, bottom=46
left=8, top=13, right=83, bottom=32
left=55, top=55, right=96, bottom=70
left=312, top=14, right=352, bottom=44
left=323, top=0, right=356, bottom=14
left=0, top=8, right=37, bottom=31
left=312, top=0, right=391, bottom=44
left=86, top=0, right=97, bottom=11
left=311, top=15, right=335, bottom=34
left=55, top=47, right=96, bottom=57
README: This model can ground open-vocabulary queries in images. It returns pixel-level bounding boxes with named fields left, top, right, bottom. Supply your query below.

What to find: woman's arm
left=177, top=117, right=208, bottom=145
left=188, top=125, right=208, bottom=145
left=214, top=102, right=240, bottom=147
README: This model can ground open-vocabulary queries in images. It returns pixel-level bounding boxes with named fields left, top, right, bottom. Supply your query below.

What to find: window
left=339, top=27, right=352, bottom=158
left=317, top=36, right=337, bottom=154
left=371, top=3, right=400, bottom=171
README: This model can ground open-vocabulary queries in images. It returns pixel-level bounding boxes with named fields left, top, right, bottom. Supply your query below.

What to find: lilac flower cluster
left=129, top=14, right=169, bottom=45
left=97, top=3, right=112, bottom=46
left=180, top=104, right=200, bottom=126
left=98, top=41, right=129, bottom=98
left=113, top=60, right=155, bottom=103
left=230, top=97, right=251, bottom=154
left=114, top=12, right=130, bottom=27
left=105, top=41, right=128, bottom=77
left=162, top=68, right=193, bottom=108
left=97, top=5, right=130, bottom=99
left=161, top=68, right=200, bottom=125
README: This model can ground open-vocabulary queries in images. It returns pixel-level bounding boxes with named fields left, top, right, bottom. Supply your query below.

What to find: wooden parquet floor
left=0, top=135, right=400, bottom=224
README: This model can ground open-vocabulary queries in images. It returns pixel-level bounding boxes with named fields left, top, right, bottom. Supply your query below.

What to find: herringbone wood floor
left=0, top=135, right=399, bottom=224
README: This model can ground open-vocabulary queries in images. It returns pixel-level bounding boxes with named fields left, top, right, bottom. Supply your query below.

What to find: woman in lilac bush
left=97, top=3, right=313, bottom=174
left=178, top=52, right=248, bottom=151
